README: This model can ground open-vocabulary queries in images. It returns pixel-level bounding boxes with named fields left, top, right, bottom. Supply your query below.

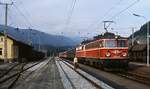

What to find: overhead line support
left=0, top=2, right=13, bottom=63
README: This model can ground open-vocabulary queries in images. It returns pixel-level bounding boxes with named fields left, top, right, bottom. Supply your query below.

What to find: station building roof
left=130, top=44, right=150, bottom=52
left=0, top=32, right=32, bottom=48
left=0, top=25, right=29, bottom=46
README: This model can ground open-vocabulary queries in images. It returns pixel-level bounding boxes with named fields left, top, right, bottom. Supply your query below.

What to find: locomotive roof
left=81, top=32, right=127, bottom=45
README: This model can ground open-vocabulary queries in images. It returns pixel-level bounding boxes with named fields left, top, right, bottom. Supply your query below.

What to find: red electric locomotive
left=76, top=32, right=129, bottom=68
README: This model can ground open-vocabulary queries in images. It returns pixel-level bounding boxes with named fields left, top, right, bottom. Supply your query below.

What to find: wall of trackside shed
left=30, top=50, right=45, bottom=61
left=10, top=40, right=45, bottom=62
left=14, top=41, right=32, bottom=62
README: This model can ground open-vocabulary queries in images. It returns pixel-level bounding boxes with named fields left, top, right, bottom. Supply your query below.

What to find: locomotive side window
left=99, top=41, right=103, bottom=47
left=105, top=40, right=116, bottom=47
left=85, top=41, right=101, bottom=49
left=79, top=46, right=82, bottom=50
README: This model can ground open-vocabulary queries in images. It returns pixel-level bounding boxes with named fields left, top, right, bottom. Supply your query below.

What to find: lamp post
left=133, top=13, right=149, bottom=66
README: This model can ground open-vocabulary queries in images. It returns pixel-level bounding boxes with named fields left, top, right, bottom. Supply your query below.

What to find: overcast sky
left=0, top=0, right=150, bottom=38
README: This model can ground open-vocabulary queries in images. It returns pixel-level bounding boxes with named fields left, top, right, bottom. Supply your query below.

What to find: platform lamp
left=133, top=13, right=149, bottom=67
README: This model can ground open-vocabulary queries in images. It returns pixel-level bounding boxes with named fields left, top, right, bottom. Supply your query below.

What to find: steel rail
left=0, top=60, right=45, bottom=89
left=0, top=63, right=20, bottom=79
left=57, top=60, right=76, bottom=89
left=60, top=59, right=102, bottom=89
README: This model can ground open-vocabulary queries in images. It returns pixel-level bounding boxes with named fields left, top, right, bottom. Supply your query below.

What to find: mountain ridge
left=0, top=25, right=79, bottom=47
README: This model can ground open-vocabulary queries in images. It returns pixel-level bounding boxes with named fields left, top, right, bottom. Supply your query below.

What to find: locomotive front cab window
left=117, top=40, right=127, bottom=47
left=105, top=40, right=116, bottom=47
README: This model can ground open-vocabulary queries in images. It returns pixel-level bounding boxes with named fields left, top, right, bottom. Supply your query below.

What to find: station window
left=0, top=48, right=2, bottom=55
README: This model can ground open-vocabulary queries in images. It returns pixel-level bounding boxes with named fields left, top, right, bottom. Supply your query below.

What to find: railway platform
left=128, top=62, right=150, bottom=79
left=129, top=62, right=148, bottom=67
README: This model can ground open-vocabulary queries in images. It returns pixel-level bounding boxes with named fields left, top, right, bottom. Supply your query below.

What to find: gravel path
left=13, top=58, right=64, bottom=89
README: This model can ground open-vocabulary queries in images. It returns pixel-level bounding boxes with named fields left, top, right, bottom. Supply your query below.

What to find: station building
left=0, top=33, right=32, bottom=62
left=129, top=43, right=150, bottom=62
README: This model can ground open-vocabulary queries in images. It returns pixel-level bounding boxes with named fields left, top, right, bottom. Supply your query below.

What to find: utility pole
left=28, top=28, right=32, bottom=46
left=0, top=2, right=13, bottom=63
left=133, top=13, right=149, bottom=66
left=132, top=27, right=135, bottom=46
left=146, top=21, right=149, bottom=66
left=38, top=32, right=41, bottom=51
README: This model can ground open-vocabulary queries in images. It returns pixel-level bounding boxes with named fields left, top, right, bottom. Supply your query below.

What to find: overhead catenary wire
left=64, top=0, right=77, bottom=34
left=13, top=0, right=34, bottom=25
left=110, top=26, right=139, bottom=30
left=13, top=0, right=31, bottom=16
left=0, top=5, right=5, bottom=24
left=86, top=0, right=124, bottom=31
left=86, top=0, right=139, bottom=33
left=105, top=0, right=140, bottom=30
left=0, top=4, right=12, bottom=25
left=65, top=0, right=77, bottom=25
left=7, top=5, right=22, bottom=27
left=12, top=4, right=33, bottom=28
left=8, top=10, right=14, bottom=26
left=10, top=0, right=37, bottom=28
left=10, top=5, right=30, bottom=28
left=108, top=0, right=140, bottom=21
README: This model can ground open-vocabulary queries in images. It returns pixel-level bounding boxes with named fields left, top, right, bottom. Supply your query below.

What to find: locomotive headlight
left=122, top=53, right=127, bottom=57
left=106, top=52, right=111, bottom=57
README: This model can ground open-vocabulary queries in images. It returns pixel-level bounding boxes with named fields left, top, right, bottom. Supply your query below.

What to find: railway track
left=57, top=58, right=108, bottom=89
left=57, top=60, right=76, bottom=89
left=68, top=59, right=150, bottom=85
left=0, top=63, right=20, bottom=79
left=0, top=61, right=44, bottom=89
left=63, top=62, right=103, bottom=89
left=62, top=58, right=150, bottom=89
